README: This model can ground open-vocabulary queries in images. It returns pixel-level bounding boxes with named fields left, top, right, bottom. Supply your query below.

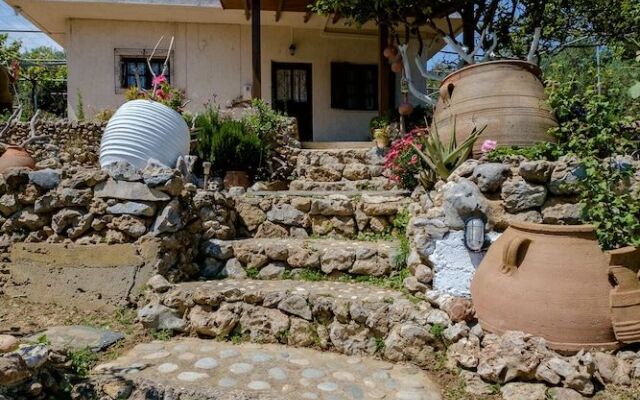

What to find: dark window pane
left=331, top=62, right=378, bottom=111
left=120, top=57, right=171, bottom=89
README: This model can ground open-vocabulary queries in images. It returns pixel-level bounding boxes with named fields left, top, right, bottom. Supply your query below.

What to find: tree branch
left=398, top=44, right=436, bottom=106
left=21, top=109, right=49, bottom=148
left=527, top=27, right=542, bottom=63
left=0, top=106, right=23, bottom=140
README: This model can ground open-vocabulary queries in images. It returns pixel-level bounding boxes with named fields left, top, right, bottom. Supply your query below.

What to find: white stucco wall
left=66, top=19, right=380, bottom=141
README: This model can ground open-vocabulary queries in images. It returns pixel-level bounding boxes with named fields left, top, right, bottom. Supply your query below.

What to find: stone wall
left=0, top=162, right=236, bottom=282
left=0, top=120, right=105, bottom=168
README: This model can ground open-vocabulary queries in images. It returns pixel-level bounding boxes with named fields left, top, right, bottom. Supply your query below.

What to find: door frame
left=271, top=61, right=313, bottom=141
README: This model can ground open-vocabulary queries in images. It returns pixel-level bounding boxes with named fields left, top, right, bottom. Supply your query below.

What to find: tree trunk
left=461, top=5, right=475, bottom=59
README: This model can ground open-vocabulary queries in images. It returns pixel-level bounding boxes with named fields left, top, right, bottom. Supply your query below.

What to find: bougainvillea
left=384, top=127, right=427, bottom=189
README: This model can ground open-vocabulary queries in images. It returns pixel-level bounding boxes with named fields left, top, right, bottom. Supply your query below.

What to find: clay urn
left=224, top=170, right=250, bottom=190
left=0, top=146, right=36, bottom=175
left=398, top=102, right=414, bottom=116
left=391, top=61, right=404, bottom=73
left=383, top=45, right=398, bottom=59
left=471, top=222, right=640, bottom=352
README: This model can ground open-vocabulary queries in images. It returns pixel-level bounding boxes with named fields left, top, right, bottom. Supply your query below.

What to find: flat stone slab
left=28, top=325, right=124, bottom=353
left=176, top=279, right=407, bottom=303
left=94, top=180, right=170, bottom=202
left=95, top=339, right=442, bottom=400
left=244, top=190, right=411, bottom=199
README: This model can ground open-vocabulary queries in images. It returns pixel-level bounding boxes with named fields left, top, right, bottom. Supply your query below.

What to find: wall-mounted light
left=464, top=216, right=486, bottom=252
left=288, top=44, right=297, bottom=56
left=203, top=161, right=212, bottom=189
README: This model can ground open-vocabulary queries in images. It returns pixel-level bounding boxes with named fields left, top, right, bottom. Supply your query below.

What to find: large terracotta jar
left=433, top=60, right=558, bottom=157
left=471, top=222, right=624, bottom=352
left=0, top=146, right=36, bottom=175
left=100, top=100, right=189, bottom=170
left=224, top=171, right=250, bottom=189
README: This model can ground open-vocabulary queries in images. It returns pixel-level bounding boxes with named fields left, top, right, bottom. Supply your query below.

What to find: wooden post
left=251, top=0, right=262, bottom=98
left=378, top=24, right=390, bottom=116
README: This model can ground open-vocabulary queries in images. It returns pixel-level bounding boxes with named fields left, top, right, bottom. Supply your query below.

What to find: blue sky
left=0, top=0, right=61, bottom=51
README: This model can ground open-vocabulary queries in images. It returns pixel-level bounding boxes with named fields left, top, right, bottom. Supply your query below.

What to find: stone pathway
left=95, top=339, right=442, bottom=400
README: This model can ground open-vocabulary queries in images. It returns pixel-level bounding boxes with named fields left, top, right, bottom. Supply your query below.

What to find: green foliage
left=75, top=90, right=85, bottom=121
left=369, top=115, right=389, bottom=130
left=374, top=337, right=386, bottom=353
left=412, top=120, right=486, bottom=188
left=486, top=142, right=562, bottom=162
left=430, top=323, right=445, bottom=340
left=246, top=267, right=260, bottom=279
left=35, top=335, right=51, bottom=346
left=149, top=329, right=172, bottom=341
left=0, top=34, right=20, bottom=67
left=68, top=347, right=98, bottom=377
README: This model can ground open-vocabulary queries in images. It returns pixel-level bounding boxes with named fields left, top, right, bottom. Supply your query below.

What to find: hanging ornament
left=391, top=60, right=403, bottom=73
left=383, top=45, right=398, bottom=59
left=401, top=76, right=409, bottom=95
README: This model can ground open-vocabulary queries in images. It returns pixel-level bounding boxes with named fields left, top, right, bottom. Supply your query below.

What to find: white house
left=7, top=0, right=455, bottom=144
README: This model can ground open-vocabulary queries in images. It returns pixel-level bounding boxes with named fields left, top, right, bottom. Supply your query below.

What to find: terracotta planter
left=433, top=60, right=557, bottom=158
left=224, top=171, right=250, bottom=189
left=0, top=146, right=36, bottom=175
left=471, top=222, right=640, bottom=352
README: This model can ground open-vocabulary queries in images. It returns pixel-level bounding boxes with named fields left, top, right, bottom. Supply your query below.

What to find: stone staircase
left=290, top=148, right=398, bottom=191
left=100, top=147, right=445, bottom=399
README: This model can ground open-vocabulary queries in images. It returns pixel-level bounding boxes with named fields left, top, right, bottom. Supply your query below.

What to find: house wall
left=66, top=19, right=380, bottom=142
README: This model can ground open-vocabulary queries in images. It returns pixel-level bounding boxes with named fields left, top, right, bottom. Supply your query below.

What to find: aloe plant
left=411, top=118, right=486, bottom=188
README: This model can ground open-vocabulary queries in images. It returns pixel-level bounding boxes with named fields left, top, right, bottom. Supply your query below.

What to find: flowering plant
left=124, top=74, right=186, bottom=113
left=384, top=127, right=427, bottom=188
left=480, top=139, right=497, bottom=153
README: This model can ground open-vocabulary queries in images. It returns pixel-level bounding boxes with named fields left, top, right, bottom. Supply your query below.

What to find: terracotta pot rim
left=509, top=221, right=596, bottom=234
left=226, top=170, right=248, bottom=174
left=440, top=60, right=542, bottom=85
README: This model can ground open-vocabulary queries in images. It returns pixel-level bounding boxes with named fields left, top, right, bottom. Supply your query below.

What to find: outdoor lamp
left=289, top=44, right=297, bottom=56
left=464, top=216, right=486, bottom=252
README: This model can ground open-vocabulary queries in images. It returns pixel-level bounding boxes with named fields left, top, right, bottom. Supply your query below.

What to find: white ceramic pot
left=100, top=100, right=190, bottom=169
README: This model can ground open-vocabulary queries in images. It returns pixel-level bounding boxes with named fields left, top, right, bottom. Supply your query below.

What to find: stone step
left=290, top=177, right=398, bottom=192
left=235, top=191, right=413, bottom=240
left=201, top=238, right=401, bottom=280
left=295, top=147, right=387, bottom=183
left=95, top=338, right=443, bottom=399
left=138, top=280, right=463, bottom=370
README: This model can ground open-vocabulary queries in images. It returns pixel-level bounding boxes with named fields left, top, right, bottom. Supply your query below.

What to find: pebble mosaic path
left=95, top=339, right=442, bottom=400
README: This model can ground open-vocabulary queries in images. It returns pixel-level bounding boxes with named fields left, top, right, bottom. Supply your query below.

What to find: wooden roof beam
left=275, top=0, right=284, bottom=22
left=244, top=0, right=250, bottom=20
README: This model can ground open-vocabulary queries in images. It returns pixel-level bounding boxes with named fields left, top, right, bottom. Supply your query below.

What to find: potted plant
left=99, top=36, right=190, bottom=170
left=370, top=116, right=389, bottom=148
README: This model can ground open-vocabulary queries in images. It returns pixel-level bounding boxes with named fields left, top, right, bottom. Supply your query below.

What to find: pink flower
left=480, top=139, right=497, bottom=153
left=409, top=154, right=418, bottom=165
left=155, top=89, right=167, bottom=99
left=152, top=74, right=167, bottom=86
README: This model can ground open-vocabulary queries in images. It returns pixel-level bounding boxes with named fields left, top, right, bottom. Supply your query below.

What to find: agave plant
left=411, top=118, right=486, bottom=188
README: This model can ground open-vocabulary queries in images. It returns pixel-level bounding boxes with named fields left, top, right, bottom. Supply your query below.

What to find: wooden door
left=272, top=62, right=313, bottom=141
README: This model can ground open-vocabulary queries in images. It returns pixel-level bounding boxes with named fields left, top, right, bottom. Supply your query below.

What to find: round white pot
left=100, top=99, right=190, bottom=170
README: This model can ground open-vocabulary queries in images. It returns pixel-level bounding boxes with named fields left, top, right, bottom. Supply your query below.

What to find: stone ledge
left=201, top=238, right=400, bottom=279
left=290, top=178, right=397, bottom=192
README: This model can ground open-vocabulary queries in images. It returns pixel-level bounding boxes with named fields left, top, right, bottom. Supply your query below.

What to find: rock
left=278, top=295, right=312, bottom=320
left=519, top=160, right=554, bottom=183
left=27, top=325, right=124, bottom=353
left=449, top=159, right=479, bottom=181
left=101, top=377, right=133, bottom=400
left=255, top=221, right=289, bottom=238
left=28, top=169, right=61, bottom=190
left=383, top=323, right=434, bottom=363
left=444, top=322, right=469, bottom=342
left=258, top=263, right=286, bottom=280
left=413, top=264, right=433, bottom=284
left=236, top=203, right=267, bottom=231
left=594, top=351, right=631, bottom=385
left=137, top=302, right=186, bottom=332
left=541, top=200, right=583, bottom=225
left=447, top=336, right=480, bottom=368
left=310, top=198, right=353, bottom=216
left=107, top=201, right=156, bottom=217
left=201, top=258, right=224, bottom=279
left=308, top=166, right=342, bottom=182
left=320, top=248, right=354, bottom=274
left=264, top=242, right=289, bottom=261
left=350, top=258, right=390, bottom=277
left=403, top=277, right=427, bottom=293
left=287, top=247, right=320, bottom=269
left=51, top=209, right=93, bottom=238
left=328, top=321, right=376, bottom=355
left=343, top=163, right=370, bottom=181
left=147, top=274, right=172, bottom=293
left=291, top=197, right=311, bottom=212
left=501, top=177, right=547, bottom=212
left=549, top=157, right=582, bottom=195
left=266, top=204, right=307, bottom=227
left=461, top=371, right=493, bottom=396
left=239, top=305, right=289, bottom=343
left=288, top=318, right=315, bottom=346
left=103, top=161, right=142, bottom=182
left=15, top=344, right=48, bottom=369
left=472, top=163, right=511, bottom=192
left=94, top=180, right=170, bottom=201
left=109, top=215, right=147, bottom=238
left=189, top=304, right=239, bottom=337
left=426, top=309, right=452, bottom=326
left=547, top=387, right=585, bottom=400
left=3, top=170, right=28, bottom=190
left=63, top=169, right=108, bottom=189
left=0, top=335, right=18, bottom=353
left=442, top=178, right=488, bottom=229
left=142, top=159, right=176, bottom=187
left=477, top=331, right=548, bottom=384
left=0, top=194, right=19, bottom=217
left=500, top=382, right=547, bottom=400
left=0, top=354, right=30, bottom=386
left=202, top=239, right=234, bottom=260
left=219, top=258, right=247, bottom=279
left=150, top=199, right=183, bottom=235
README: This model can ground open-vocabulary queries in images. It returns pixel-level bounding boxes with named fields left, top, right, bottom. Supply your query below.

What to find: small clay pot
left=375, top=137, right=389, bottom=149
left=224, top=170, right=250, bottom=190
left=391, top=61, right=403, bottom=73
left=0, top=146, right=35, bottom=175
left=383, top=45, right=398, bottom=59
left=398, top=102, right=414, bottom=116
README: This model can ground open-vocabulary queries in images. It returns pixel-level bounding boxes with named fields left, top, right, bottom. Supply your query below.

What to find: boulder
left=310, top=198, right=353, bottom=216
left=107, top=201, right=156, bottom=217
left=258, top=263, right=286, bottom=280
left=103, top=161, right=142, bottom=182
left=501, top=177, right=547, bottom=212
left=442, top=178, right=488, bottom=229
left=266, top=204, right=307, bottom=227
left=500, top=382, right=547, bottom=400
left=94, top=180, right=170, bottom=202
left=28, top=169, right=61, bottom=190
left=472, top=163, right=511, bottom=192
left=278, top=295, right=312, bottom=320
left=150, top=199, right=183, bottom=235
left=519, top=160, right=554, bottom=183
